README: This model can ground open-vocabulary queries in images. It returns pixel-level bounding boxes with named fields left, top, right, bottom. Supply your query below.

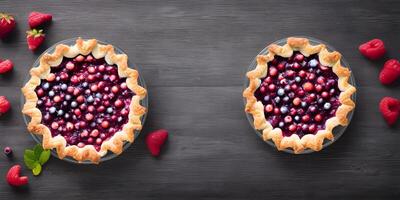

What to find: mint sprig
left=24, top=144, right=51, bottom=176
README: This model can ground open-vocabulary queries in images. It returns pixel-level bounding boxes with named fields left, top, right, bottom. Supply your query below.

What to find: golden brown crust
left=22, top=38, right=147, bottom=163
left=243, top=37, right=356, bottom=153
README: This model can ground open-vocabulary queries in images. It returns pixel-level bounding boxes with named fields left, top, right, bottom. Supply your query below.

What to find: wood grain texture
left=0, top=0, right=400, bottom=199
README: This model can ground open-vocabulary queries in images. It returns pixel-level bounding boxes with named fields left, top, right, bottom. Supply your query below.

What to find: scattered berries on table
left=379, top=59, right=400, bottom=85
left=0, top=59, right=14, bottom=74
left=26, top=29, right=45, bottom=51
left=3, top=147, right=12, bottom=157
left=6, top=165, right=28, bottom=187
left=0, top=96, right=11, bottom=116
left=28, top=11, right=52, bottom=28
left=146, top=129, right=168, bottom=157
left=0, top=13, right=16, bottom=39
left=359, top=39, right=386, bottom=60
left=379, top=97, right=400, bottom=126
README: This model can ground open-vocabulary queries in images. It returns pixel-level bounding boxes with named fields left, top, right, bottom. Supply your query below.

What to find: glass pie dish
left=22, top=37, right=148, bottom=164
left=243, top=36, right=356, bottom=154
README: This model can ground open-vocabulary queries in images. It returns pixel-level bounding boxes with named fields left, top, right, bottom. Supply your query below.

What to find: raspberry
left=0, top=59, right=13, bottom=74
left=6, top=165, right=28, bottom=187
left=379, top=97, right=400, bottom=126
left=146, top=129, right=168, bottom=157
left=379, top=59, right=400, bottom=85
left=359, top=39, right=386, bottom=60
left=0, top=96, right=11, bottom=116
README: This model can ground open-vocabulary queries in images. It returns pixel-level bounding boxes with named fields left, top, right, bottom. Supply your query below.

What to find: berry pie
left=243, top=37, right=356, bottom=153
left=22, top=38, right=147, bottom=163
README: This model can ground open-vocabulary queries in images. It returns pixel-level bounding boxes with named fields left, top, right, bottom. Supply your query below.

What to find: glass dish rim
left=243, top=36, right=357, bottom=154
left=21, top=37, right=148, bottom=164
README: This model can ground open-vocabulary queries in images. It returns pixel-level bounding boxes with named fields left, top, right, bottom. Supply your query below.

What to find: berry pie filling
left=35, top=54, right=134, bottom=151
left=255, top=52, right=340, bottom=138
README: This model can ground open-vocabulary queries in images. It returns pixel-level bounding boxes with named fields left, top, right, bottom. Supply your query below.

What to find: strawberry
left=0, top=59, right=13, bottom=74
left=359, top=39, right=386, bottom=60
left=6, top=165, right=28, bottom=187
left=28, top=11, right=52, bottom=29
left=379, top=59, right=400, bottom=85
left=379, top=97, right=400, bottom=126
left=0, top=13, right=16, bottom=39
left=146, top=129, right=168, bottom=157
left=0, top=96, right=11, bottom=116
left=26, top=29, right=45, bottom=51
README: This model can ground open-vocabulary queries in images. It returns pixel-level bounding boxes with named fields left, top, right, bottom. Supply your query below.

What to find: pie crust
left=243, top=37, right=356, bottom=153
left=22, top=38, right=147, bottom=163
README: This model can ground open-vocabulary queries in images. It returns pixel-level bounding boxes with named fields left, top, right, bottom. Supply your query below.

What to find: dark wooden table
left=0, top=0, right=399, bottom=199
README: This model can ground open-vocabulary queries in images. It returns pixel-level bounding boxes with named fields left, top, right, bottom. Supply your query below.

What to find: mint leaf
left=24, top=149, right=35, bottom=160
left=39, top=150, right=51, bottom=165
left=33, top=144, right=44, bottom=160
left=32, top=163, right=42, bottom=176
left=24, top=153, right=37, bottom=169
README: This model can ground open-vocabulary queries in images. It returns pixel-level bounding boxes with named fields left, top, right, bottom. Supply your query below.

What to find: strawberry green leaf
left=24, top=153, right=37, bottom=170
left=33, top=144, right=44, bottom=160
left=39, top=150, right=51, bottom=165
left=32, top=163, right=42, bottom=176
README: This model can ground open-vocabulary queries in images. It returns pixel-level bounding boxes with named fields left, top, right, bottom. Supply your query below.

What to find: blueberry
left=42, top=82, right=50, bottom=90
left=63, top=101, right=68, bottom=106
left=264, top=95, right=270, bottom=102
left=87, top=96, right=94, bottom=103
left=274, top=96, right=281, bottom=103
left=277, top=88, right=285, bottom=96
left=57, top=110, right=64, bottom=116
left=318, top=98, right=324, bottom=104
left=82, top=82, right=89, bottom=88
left=284, top=85, right=291, bottom=91
left=65, top=95, right=72, bottom=101
left=61, top=84, right=68, bottom=90
left=309, top=59, right=319, bottom=68
left=64, top=113, right=70, bottom=119
left=279, top=122, right=285, bottom=127
left=301, top=102, right=307, bottom=108
left=49, top=91, right=55, bottom=97
left=96, top=93, right=103, bottom=98
left=283, top=96, right=289, bottom=102
left=49, top=107, right=56, bottom=114
left=3, top=147, right=12, bottom=157
left=71, top=101, right=78, bottom=108
left=294, top=116, right=300, bottom=122
left=107, top=107, right=114, bottom=113
left=56, top=76, right=61, bottom=81
left=90, top=122, right=96, bottom=127
left=324, top=102, right=331, bottom=110
left=280, top=106, right=288, bottom=114
left=295, top=76, right=301, bottom=83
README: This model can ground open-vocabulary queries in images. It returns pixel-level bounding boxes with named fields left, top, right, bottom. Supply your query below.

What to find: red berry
left=265, top=104, right=273, bottom=112
left=0, top=13, right=16, bottom=39
left=0, top=59, right=13, bottom=74
left=359, top=39, right=386, bottom=60
left=379, top=59, right=400, bottom=85
left=6, top=165, right=28, bottom=187
left=269, top=67, right=278, bottom=77
left=146, top=129, right=168, bottom=157
left=26, top=29, right=45, bottom=51
left=314, top=114, right=323, bottom=122
left=0, top=96, right=11, bottom=116
left=303, top=82, right=314, bottom=92
left=379, top=97, right=400, bottom=126
left=28, top=12, right=52, bottom=28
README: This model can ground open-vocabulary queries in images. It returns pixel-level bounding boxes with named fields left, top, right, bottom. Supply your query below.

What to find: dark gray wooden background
left=0, top=0, right=399, bottom=199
